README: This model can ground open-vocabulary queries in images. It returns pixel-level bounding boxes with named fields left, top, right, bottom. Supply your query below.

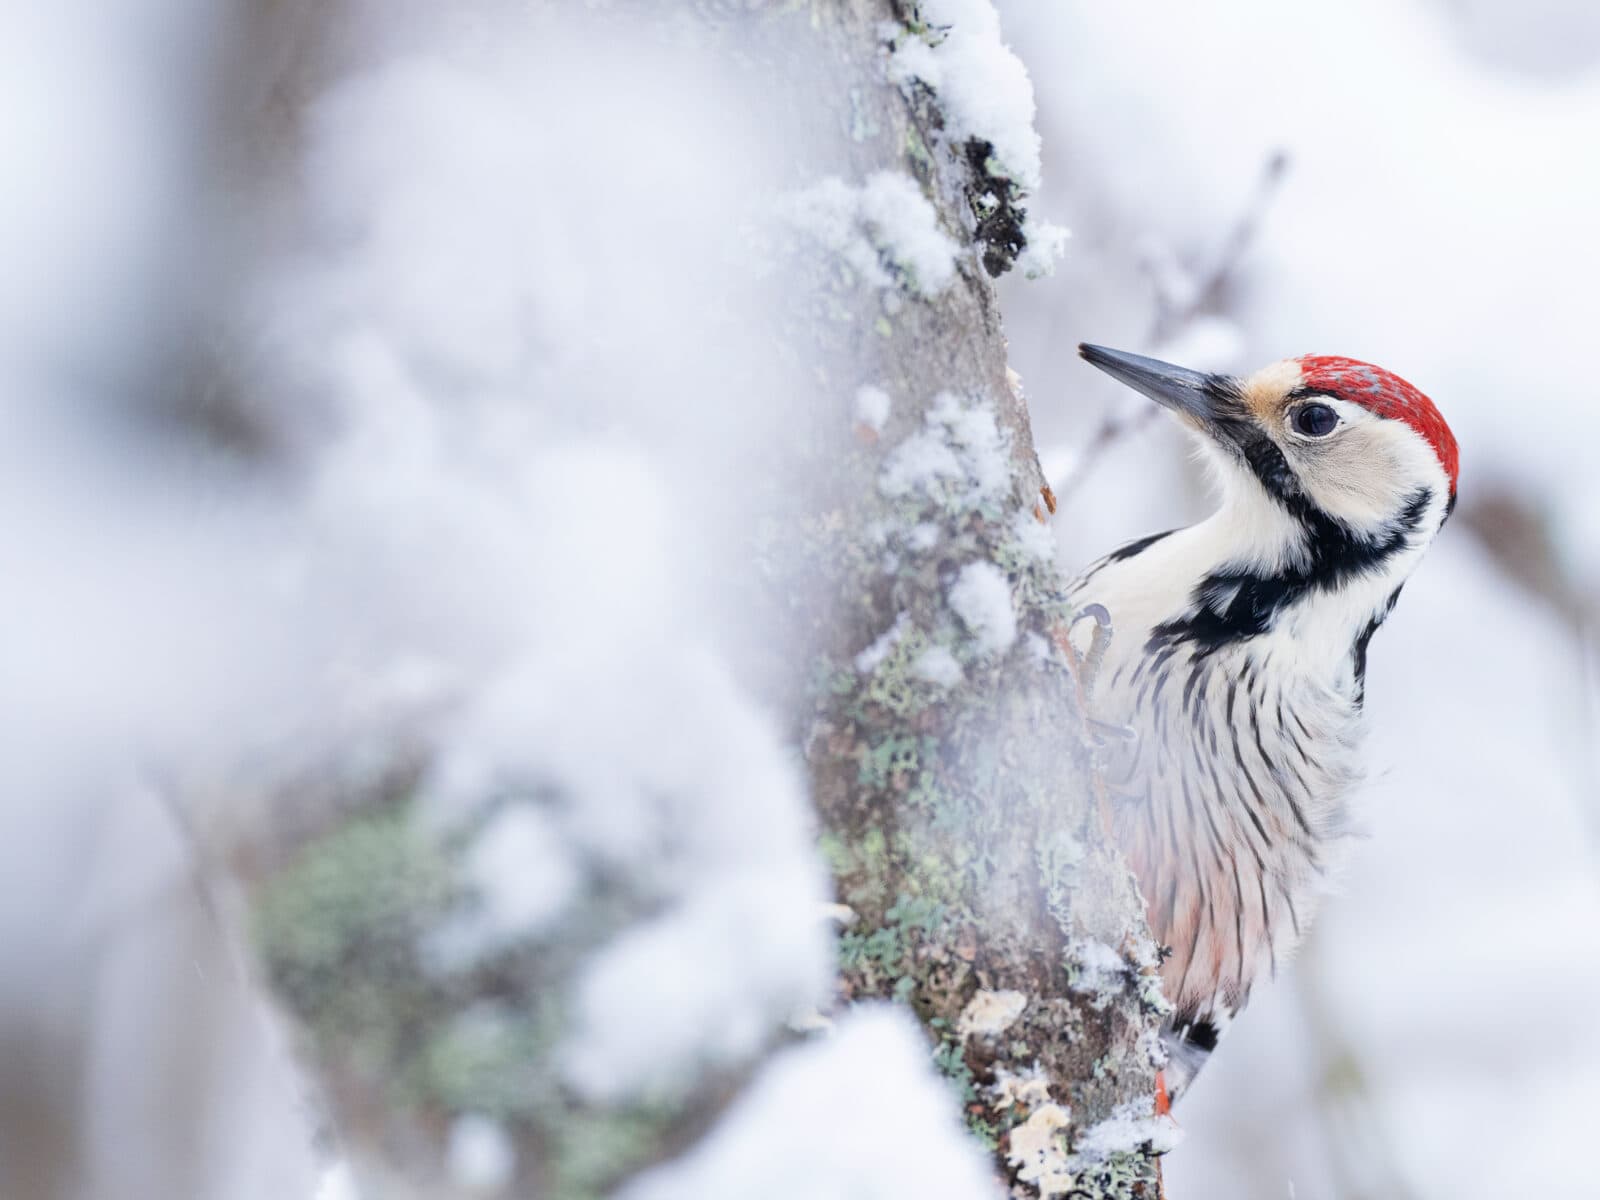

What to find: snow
left=1010, top=506, right=1056, bottom=559
left=856, top=612, right=912, bottom=675
left=880, top=392, right=1012, bottom=508
left=936, top=392, right=1013, bottom=496
left=1016, top=218, right=1070, bottom=279
left=563, top=854, right=828, bottom=1104
left=949, top=561, right=1017, bottom=655
left=912, top=645, right=964, bottom=688
left=880, top=428, right=966, bottom=500
left=1068, top=938, right=1128, bottom=1008
left=245, top=18, right=835, bottom=1115
left=855, top=383, right=893, bottom=433
left=313, top=1162, right=359, bottom=1200
left=889, top=0, right=1043, bottom=192
left=448, top=1114, right=516, bottom=1193
left=460, top=805, right=579, bottom=946
left=783, top=171, right=959, bottom=296
left=1069, top=1099, right=1183, bottom=1161
left=887, top=0, right=1070, bottom=277
left=426, top=639, right=831, bottom=1108
left=620, top=1007, right=1002, bottom=1200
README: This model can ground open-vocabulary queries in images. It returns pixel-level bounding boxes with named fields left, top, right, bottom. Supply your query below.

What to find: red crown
left=1297, top=356, right=1458, bottom=495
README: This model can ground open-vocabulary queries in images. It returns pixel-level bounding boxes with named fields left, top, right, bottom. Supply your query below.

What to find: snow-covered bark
left=766, top=10, right=1175, bottom=1196
left=172, top=2, right=1168, bottom=1197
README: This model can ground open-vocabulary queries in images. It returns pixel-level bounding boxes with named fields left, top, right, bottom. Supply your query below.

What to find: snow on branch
left=887, top=0, right=1068, bottom=277
left=783, top=172, right=961, bottom=297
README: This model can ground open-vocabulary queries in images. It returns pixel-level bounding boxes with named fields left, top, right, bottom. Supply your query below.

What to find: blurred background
left=3, top=2, right=1596, bottom=1198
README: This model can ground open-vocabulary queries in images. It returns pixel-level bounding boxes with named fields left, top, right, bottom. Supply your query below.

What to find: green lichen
left=254, top=804, right=455, bottom=1073
left=934, top=1038, right=1010, bottom=1150
left=546, top=1106, right=675, bottom=1200
left=415, top=1000, right=563, bottom=1117
left=859, top=825, right=890, bottom=870
left=857, top=732, right=929, bottom=788
left=902, top=123, right=934, bottom=175
left=821, top=824, right=896, bottom=911
left=837, top=889, right=952, bottom=999
left=255, top=800, right=711, bottom=1197
left=932, top=1037, right=977, bottom=1103
left=816, top=829, right=853, bottom=875
left=902, top=841, right=969, bottom=905
left=885, top=891, right=945, bottom=935
left=838, top=918, right=905, bottom=980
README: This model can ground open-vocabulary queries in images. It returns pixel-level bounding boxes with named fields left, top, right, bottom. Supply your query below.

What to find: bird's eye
left=1292, top=402, right=1339, bottom=438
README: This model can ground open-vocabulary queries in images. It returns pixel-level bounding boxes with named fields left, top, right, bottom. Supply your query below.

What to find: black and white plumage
left=1067, top=345, right=1459, bottom=1102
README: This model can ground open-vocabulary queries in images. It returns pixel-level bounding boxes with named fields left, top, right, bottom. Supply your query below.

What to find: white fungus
left=990, top=1065, right=1053, bottom=1110
left=956, top=988, right=1028, bottom=1037
left=1007, top=1103, right=1075, bottom=1195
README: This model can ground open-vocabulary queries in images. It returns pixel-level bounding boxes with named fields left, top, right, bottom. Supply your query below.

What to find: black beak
left=1078, top=344, right=1231, bottom=427
left=1080, top=343, right=1302, bottom=502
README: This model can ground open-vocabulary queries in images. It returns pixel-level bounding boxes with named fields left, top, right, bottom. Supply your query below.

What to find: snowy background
left=3, top=1, right=1597, bottom=1198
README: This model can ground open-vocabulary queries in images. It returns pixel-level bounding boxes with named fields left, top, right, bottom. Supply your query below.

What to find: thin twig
left=1151, top=150, right=1288, bottom=344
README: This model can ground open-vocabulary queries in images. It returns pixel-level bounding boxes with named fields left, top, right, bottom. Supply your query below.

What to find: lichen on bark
left=790, top=365, right=1170, bottom=1195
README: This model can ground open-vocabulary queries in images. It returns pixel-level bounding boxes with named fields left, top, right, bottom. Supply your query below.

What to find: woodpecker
left=1068, top=344, right=1458, bottom=1104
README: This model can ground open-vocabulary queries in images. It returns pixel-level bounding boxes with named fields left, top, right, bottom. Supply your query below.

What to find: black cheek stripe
left=1148, top=486, right=1433, bottom=656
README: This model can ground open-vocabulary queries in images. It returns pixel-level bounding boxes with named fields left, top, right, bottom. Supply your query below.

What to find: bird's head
left=1079, top=344, right=1458, bottom=585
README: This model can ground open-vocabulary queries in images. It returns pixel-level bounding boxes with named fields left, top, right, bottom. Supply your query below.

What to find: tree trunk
left=194, top=2, right=1171, bottom=1197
